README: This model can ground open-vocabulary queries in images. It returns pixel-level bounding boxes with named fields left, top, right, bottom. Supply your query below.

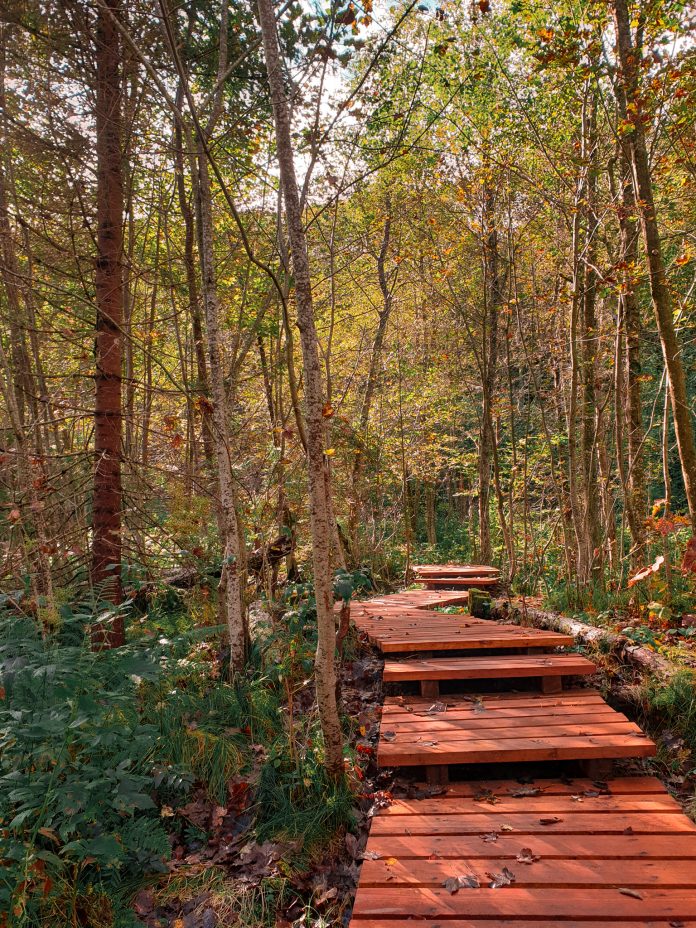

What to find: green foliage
left=157, top=676, right=283, bottom=804
left=641, top=670, right=696, bottom=766
left=0, top=606, right=178, bottom=926
left=255, top=744, right=354, bottom=866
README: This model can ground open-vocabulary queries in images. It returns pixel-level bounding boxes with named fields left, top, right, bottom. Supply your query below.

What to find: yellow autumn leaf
left=325, top=448, right=336, bottom=456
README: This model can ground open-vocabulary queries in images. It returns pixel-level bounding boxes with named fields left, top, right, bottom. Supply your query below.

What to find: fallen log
left=493, top=597, right=674, bottom=678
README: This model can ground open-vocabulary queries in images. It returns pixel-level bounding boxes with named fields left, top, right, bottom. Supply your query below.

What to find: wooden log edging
left=492, top=598, right=675, bottom=679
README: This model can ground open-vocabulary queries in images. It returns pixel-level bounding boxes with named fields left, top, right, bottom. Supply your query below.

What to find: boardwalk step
left=384, top=654, right=597, bottom=683
left=414, top=563, right=500, bottom=577
left=377, top=691, right=656, bottom=770
left=351, top=603, right=574, bottom=654
left=420, top=576, right=500, bottom=588
left=350, top=777, right=696, bottom=926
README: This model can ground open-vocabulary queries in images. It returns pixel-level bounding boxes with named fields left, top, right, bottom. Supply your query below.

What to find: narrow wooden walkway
left=348, top=564, right=696, bottom=925
left=351, top=776, right=696, bottom=926
left=351, top=592, right=573, bottom=653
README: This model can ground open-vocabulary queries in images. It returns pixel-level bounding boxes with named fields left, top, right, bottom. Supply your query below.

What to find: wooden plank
left=383, top=654, right=596, bottom=681
left=421, top=577, right=500, bottom=587
left=414, top=564, right=501, bottom=574
left=384, top=689, right=606, bottom=710
left=383, top=709, right=626, bottom=732
left=357, top=856, right=696, bottom=887
left=379, top=794, right=681, bottom=815
left=432, top=776, right=669, bottom=797
left=379, top=634, right=574, bottom=652
left=363, top=832, right=696, bottom=860
left=369, top=810, right=694, bottom=835
left=352, top=920, right=696, bottom=927
left=381, top=721, right=645, bottom=746
left=351, top=887, right=696, bottom=919
left=378, top=733, right=656, bottom=766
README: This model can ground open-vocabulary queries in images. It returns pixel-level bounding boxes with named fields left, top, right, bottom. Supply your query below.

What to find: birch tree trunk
left=91, top=0, right=125, bottom=643
left=613, top=0, right=696, bottom=527
left=256, top=0, right=344, bottom=777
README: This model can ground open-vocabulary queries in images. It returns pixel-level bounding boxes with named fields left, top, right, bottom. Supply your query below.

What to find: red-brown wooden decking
left=347, top=565, right=693, bottom=926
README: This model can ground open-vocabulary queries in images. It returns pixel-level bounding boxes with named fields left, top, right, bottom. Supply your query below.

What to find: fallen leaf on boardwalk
left=384, top=857, right=398, bottom=865
left=500, top=824, right=514, bottom=832
left=619, top=888, right=643, bottom=900
left=670, top=921, right=686, bottom=927
left=382, top=731, right=396, bottom=742
left=426, top=701, right=447, bottom=713
left=539, top=816, right=562, bottom=825
left=516, top=847, right=539, bottom=864
left=360, top=850, right=382, bottom=860
left=443, top=874, right=480, bottom=893
left=623, top=826, right=634, bottom=835
left=481, top=832, right=498, bottom=843
left=488, top=867, right=516, bottom=888
left=510, top=786, right=540, bottom=798
left=474, top=789, right=499, bottom=804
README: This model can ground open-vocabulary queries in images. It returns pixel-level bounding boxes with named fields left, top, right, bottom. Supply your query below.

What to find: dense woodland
left=1, top=0, right=696, bottom=924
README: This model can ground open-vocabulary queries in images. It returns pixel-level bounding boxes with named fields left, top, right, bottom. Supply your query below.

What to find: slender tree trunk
left=580, top=94, right=603, bottom=586
left=257, top=0, right=344, bottom=777
left=478, top=183, right=502, bottom=564
left=196, top=143, right=247, bottom=671
left=350, top=202, right=395, bottom=558
left=174, top=96, right=215, bottom=469
left=613, top=0, right=696, bottom=527
left=91, top=0, right=125, bottom=643
left=611, top=149, right=647, bottom=562
left=425, top=482, right=437, bottom=545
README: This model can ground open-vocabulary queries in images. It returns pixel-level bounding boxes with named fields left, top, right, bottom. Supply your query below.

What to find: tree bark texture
left=613, top=0, right=696, bottom=527
left=92, top=0, right=125, bottom=643
left=257, top=0, right=344, bottom=777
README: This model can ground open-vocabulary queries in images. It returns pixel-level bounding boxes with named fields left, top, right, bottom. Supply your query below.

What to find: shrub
left=0, top=606, right=180, bottom=926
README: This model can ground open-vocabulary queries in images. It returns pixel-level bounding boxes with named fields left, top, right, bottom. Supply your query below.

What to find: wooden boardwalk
left=350, top=594, right=573, bottom=654
left=348, top=564, right=696, bottom=925
left=351, top=776, right=696, bottom=926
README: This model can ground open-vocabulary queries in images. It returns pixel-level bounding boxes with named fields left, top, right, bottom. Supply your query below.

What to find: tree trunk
left=478, top=183, right=502, bottom=564
left=579, top=93, right=603, bottom=586
left=91, top=0, right=125, bottom=643
left=257, top=0, right=344, bottom=778
left=174, top=96, right=215, bottom=470
left=196, top=142, right=248, bottom=672
left=350, top=202, right=395, bottom=558
left=613, top=0, right=696, bottom=527
left=610, top=148, right=647, bottom=563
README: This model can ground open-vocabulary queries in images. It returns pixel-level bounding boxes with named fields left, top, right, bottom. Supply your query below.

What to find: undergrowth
left=640, top=670, right=696, bottom=771
left=0, top=581, right=357, bottom=927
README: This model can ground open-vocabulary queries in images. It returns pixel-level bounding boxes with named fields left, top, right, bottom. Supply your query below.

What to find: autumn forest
left=1, top=0, right=696, bottom=924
